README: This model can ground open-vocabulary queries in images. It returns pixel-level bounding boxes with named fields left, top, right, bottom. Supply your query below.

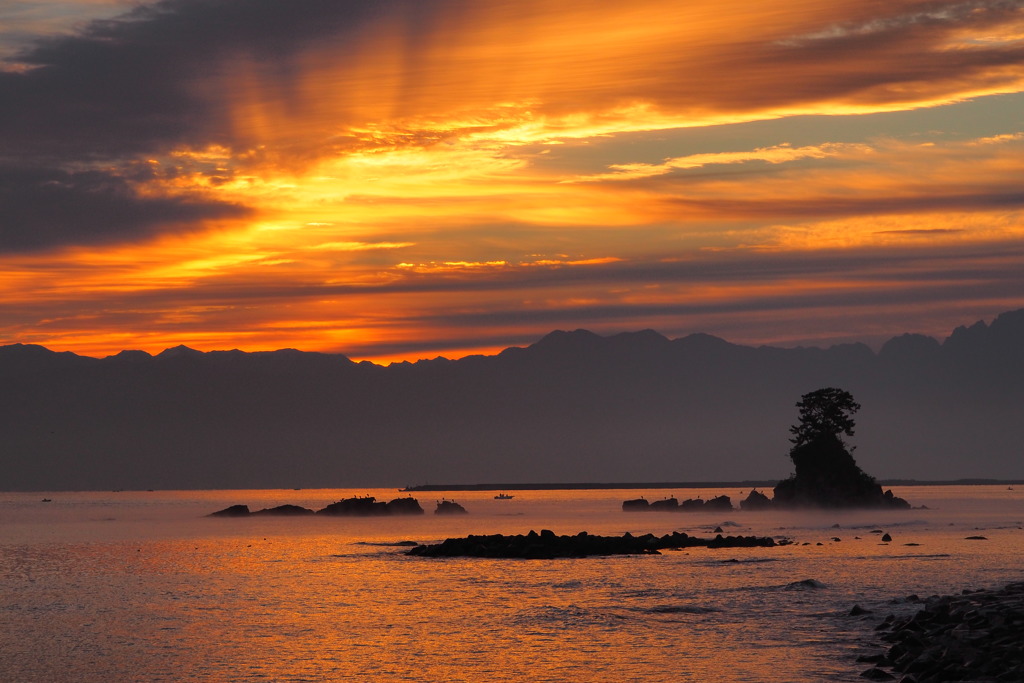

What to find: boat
left=494, top=493, right=514, bottom=500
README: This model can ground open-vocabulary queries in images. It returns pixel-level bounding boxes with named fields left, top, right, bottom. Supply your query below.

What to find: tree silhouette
left=789, top=387, right=861, bottom=449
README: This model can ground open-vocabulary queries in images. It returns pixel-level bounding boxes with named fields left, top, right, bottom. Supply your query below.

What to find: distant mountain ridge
left=2, top=309, right=1023, bottom=490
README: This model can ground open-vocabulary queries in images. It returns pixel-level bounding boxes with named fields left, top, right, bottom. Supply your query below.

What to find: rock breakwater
left=407, top=529, right=778, bottom=558
left=858, top=582, right=1024, bottom=682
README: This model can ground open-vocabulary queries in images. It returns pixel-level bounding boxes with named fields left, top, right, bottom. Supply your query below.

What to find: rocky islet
left=208, top=495, right=426, bottom=517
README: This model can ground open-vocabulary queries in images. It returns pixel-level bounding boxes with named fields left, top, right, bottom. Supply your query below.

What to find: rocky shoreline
left=406, top=529, right=780, bottom=558
left=856, top=582, right=1024, bottom=682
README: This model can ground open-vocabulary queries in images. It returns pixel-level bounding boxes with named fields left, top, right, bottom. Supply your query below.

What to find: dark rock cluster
left=857, top=582, right=1024, bottom=681
left=208, top=495, right=425, bottom=517
left=622, top=495, right=733, bottom=512
left=434, top=499, right=468, bottom=514
left=407, top=529, right=778, bottom=558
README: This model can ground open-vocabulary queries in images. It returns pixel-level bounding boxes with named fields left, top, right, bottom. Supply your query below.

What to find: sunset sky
left=2, top=0, right=1023, bottom=363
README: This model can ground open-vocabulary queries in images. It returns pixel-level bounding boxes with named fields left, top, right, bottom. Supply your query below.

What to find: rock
left=317, top=496, right=388, bottom=516
left=434, top=499, right=468, bottom=514
left=208, top=504, right=251, bottom=517
left=704, top=495, right=733, bottom=511
left=772, top=422, right=912, bottom=509
left=622, top=494, right=734, bottom=512
left=860, top=667, right=896, bottom=680
left=385, top=497, right=426, bottom=515
left=408, top=530, right=776, bottom=558
left=317, top=495, right=425, bottom=516
left=881, top=533, right=892, bottom=542
left=850, top=604, right=873, bottom=616
left=866, top=582, right=1024, bottom=682
left=252, top=504, right=315, bottom=516
left=740, top=489, right=773, bottom=510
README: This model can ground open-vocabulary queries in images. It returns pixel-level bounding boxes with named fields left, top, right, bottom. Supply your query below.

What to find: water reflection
left=0, top=486, right=1021, bottom=681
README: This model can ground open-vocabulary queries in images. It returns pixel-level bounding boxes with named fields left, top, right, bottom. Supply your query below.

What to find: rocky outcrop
left=318, top=496, right=425, bottom=516
left=252, top=504, right=315, bottom=516
left=857, top=583, right=1024, bottom=682
left=208, top=504, right=251, bottom=517
left=739, top=489, right=772, bottom=510
left=209, top=496, right=424, bottom=517
left=774, top=434, right=911, bottom=509
left=434, top=499, right=468, bottom=514
left=407, top=529, right=778, bottom=558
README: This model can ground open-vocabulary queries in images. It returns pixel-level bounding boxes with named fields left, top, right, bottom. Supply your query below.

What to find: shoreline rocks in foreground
left=406, top=529, right=779, bottom=559
left=857, top=582, right=1024, bottom=682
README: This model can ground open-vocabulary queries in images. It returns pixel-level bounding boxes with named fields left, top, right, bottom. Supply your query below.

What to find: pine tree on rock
left=773, top=387, right=909, bottom=509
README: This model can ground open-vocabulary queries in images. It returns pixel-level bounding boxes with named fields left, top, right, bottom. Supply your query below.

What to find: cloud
left=309, top=241, right=415, bottom=251
left=0, top=165, right=249, bottom=251
left=567, top=143, right=865, bottom=182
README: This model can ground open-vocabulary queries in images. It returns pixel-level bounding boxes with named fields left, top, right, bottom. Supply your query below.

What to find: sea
left=1, top=485, right=1022, bottom=682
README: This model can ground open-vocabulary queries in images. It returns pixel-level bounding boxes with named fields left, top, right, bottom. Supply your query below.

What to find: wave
left=783, top=579, right=827, bottom=591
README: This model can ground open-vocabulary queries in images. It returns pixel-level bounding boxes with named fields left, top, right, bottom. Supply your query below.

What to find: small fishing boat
left=494, top=493, right=514, bottom=500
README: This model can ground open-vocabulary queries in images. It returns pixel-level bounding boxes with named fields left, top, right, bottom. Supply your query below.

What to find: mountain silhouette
left=1, top=309, right=1023, bottom=490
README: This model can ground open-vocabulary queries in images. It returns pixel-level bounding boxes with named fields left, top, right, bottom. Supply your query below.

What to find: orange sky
left=2, top=0, right=1023, bottom=362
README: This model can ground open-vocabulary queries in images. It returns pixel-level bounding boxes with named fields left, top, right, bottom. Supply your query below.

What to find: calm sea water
left=1, top=486, right=1022, bottom=682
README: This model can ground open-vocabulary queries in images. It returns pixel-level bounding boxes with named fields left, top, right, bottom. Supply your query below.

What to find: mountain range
left=3, top=309, right=1023, bottom=491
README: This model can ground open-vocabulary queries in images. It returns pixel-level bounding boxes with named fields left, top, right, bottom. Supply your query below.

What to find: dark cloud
left=1, top=0, right=370, bottom=159
left=666, top=188, right=1024, bottom=219
left=0, top=165, right=249, bottom=251
left=37, top=239, right=1023, bottom=305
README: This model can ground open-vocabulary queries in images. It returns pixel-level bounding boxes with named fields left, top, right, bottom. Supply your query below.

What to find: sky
left=1, top=0, right=1023, bottom=364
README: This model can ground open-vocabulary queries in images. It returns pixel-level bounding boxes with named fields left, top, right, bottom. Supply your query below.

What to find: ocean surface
left=1, top=485, right=1022, bottom=682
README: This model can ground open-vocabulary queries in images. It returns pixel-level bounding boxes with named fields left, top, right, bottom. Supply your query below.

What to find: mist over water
left=2, top=486, right=1022, bottom=682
